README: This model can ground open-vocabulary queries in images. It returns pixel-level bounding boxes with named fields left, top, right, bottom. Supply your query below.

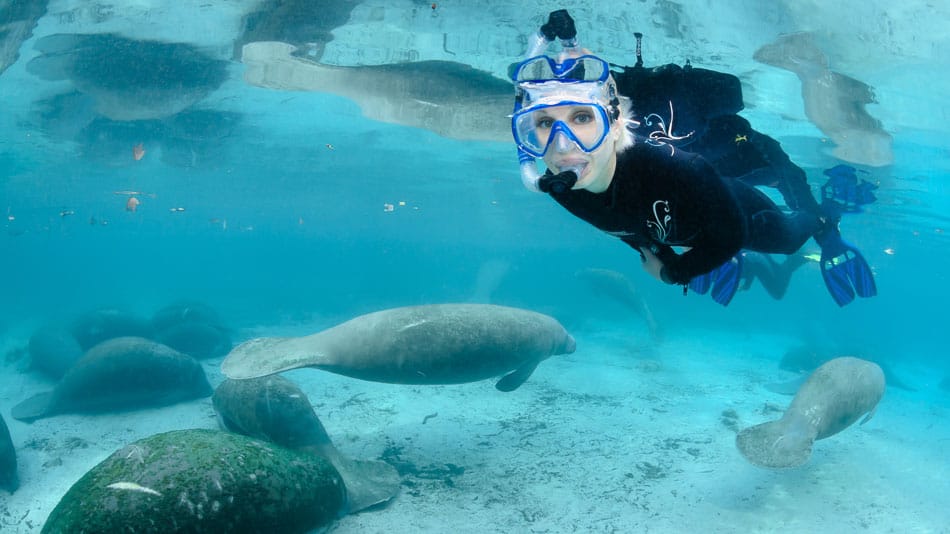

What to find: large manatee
left=213, top=376, right=400, bottom=513
left=222, top=304, right=576, bottom=392
left=737, top=357, right=885, bottom=468
left=12, top=337, right=212, bottom=422
left=42, top=429, right=344, bottom=533
left=1, top=412, right=17, bottom=493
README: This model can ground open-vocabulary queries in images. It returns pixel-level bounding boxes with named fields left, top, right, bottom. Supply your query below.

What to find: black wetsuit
left=549, top=142, right=820, bottom=286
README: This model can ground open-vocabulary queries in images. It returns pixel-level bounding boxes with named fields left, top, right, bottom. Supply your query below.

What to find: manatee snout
left=563, top=334, right=577, bottom=354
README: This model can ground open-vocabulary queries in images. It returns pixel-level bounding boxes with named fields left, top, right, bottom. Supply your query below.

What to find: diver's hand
left=640, top=247, right=665, bottom=282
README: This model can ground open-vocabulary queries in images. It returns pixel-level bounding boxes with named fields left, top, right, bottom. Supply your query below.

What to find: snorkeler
left=510, top=10, right=876, bottom=307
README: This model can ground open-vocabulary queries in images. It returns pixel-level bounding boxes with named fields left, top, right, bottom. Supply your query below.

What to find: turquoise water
left=1, top=1, right=948, bottom=532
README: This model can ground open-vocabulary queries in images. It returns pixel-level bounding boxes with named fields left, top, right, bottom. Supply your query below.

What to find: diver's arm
left=655, top=159, right=745, bottom=285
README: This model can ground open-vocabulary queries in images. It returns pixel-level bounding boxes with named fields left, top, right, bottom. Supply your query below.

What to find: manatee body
left=70, top=308, right=155, bottom=350
left=778, top=347, right=915, bottom=392
left=737, top=357, right=885, bottom=468
left=1, top=413, right=17, bottom=493
left=12, top=337, right=212, bottom=423
left=28, top=325, right=84, bottom=379
left=222, top=304, right=576, bottom=392
left=42, top=429, right=345, bottom=534
left=151, top=300, right=223, bottom=333
left=213, top=376, right=400, bottom=513
left=157, top=321, right=232, bottom=359
left=151, top=301, right=232, bottom=359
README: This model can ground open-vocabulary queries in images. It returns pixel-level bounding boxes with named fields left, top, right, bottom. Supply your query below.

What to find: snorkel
left=514, top=10, right=582, bottom=193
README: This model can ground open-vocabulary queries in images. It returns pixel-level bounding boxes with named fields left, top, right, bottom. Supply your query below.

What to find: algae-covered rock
left=43, top=428, right=345, bottom=533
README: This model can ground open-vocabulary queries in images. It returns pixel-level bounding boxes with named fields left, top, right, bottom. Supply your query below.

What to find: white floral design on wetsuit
left=643, top=101, right=694, bottom=155
left=646, top=200, right=672, bottom=243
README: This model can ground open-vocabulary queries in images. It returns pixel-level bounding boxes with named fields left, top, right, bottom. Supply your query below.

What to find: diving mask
left=510, top=54, right=611, bottom=84
left=511, top=100, right=612, bottom=157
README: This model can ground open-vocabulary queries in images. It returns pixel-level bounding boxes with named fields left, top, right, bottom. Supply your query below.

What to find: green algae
left=43, top=428, right=345, bottom=533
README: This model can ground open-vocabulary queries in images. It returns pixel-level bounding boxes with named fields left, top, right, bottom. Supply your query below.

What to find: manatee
left=777, top=347, right=915, bottom=392
left=28, top=325, right=84, bottom=379
left=753, top=32, right=893, bottom=167
left=213, top=376, right=400, bottom=513
left=70, top=308, right=155, bottom=350
left=1, top=412, right=17, bottom=493
left=27, top=33, right=228, bottom=121
left=737, top=357, right=885, bottom=468
left=42, top=429, right=345, bottom=533
left=12, top=337, right=212, bottom=423
left=241, top=41, right=511, bottom=142
left=222, top=304, right=576, bottom=392
left=0, top=0, right=48, bottom=77
left=574, top=267, right=660, bottom=339
left=157, top=321, right=232, bottom=359
left=151, top=300, right=224, bottom=333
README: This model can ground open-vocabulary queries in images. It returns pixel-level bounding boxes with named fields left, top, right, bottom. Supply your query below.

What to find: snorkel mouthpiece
left=537, top=168, right=579, bottom=194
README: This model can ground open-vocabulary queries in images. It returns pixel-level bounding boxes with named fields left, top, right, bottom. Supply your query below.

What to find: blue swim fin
left=689, top=254, right=743, bottom=306
left=821, top=165, right=878, bottom=212
left=815, top=227, right=877, bottom=307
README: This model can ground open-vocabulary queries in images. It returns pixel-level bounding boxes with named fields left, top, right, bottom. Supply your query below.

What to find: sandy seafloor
left=1, top=317, right=948, bottom=533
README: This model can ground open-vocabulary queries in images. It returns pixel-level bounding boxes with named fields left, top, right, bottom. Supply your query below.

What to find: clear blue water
left=1, top=1, right=948, bottom=531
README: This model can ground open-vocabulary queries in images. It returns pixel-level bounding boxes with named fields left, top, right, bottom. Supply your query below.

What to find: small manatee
left=28, top=325, right=83, bottom=379
left=213, top=376, right=400, bottom=512
left=737, top=357, right=885, bottom=468
left=12, top=337, right=211, bottom=422
left=70, top=308, right=154, bottom=350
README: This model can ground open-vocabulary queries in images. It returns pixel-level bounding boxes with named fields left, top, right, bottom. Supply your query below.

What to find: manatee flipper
left=495, top=360, right=540, bottom=392
left=764, top=374, right=807, bottom=395
left=860, top=407, right=877, bottom=425
left=736, top=417, right=817, bottom=469
left=11, top=392, right=56, bottom=423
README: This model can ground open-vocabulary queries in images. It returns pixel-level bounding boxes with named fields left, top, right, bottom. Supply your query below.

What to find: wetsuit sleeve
left=657, top=157, right=745, bottom=285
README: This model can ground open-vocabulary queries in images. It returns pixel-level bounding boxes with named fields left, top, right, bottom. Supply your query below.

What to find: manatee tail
left=11, top=392, right=56, bottom=423
left=334, top=456, right=401, bottom=514
left=221, top=335, right=326, bottom=379
left=735, top=416, right=816, bottom=468
left=299, top=444, right=400, bottom=514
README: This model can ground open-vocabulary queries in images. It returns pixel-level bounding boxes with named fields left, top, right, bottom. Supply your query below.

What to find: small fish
left=383, top=203, right=395, bottom=212
left=169, top=207, right=185, bottom=212
left=7, top=215, right=14, bottom=222
left=325, top=143, right=334, bottom=150
left=107, top=482, right=162, bottom=497
left=883, top=248, right=895, bottom=255
left=126, top=197, right=140, bottom=212
left=60, top=209, right=75, bottom=217
left=133, top=143, right=146, bottom=161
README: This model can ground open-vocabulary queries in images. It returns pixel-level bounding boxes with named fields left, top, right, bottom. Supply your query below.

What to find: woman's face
left=537, top=104, right=619, bottom=193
